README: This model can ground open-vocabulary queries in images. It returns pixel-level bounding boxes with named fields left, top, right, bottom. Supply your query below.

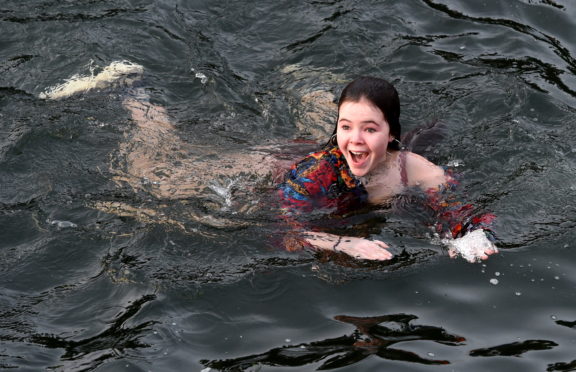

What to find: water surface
left=1, top=0, right=576, bottom=371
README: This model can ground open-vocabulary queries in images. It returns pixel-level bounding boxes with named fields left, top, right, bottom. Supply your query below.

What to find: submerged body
left=40, top=62, right=497, bottom=262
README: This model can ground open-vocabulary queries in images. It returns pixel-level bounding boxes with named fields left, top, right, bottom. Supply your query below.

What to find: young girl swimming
left=40, top=62, right=497, bottom=262
left=277, top=77, right=497, bottom=262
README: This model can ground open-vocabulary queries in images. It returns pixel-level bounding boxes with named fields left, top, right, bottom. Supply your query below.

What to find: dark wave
left=27, top=294, right=157, bottom=369
left=1, top=7, right=145, bottom=23
left=420, top=0, right=576, bottom=97
left=201, top=313, right=464, bottom=370
left=470, top=339, right=558, bottom=357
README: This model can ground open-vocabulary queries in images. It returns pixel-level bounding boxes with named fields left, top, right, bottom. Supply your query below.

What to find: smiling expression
left=336, top=98, right=394, bottom=177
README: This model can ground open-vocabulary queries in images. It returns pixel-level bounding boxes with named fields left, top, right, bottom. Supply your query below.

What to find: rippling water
left=1, top=0, right=576, bottom=371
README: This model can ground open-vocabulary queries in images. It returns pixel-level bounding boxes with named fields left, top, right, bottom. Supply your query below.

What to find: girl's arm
left=289, top=231, right=392, bottom=260
left=278, top=158, right=392, bottom=261
left=406, top=152, right=498, bottom=262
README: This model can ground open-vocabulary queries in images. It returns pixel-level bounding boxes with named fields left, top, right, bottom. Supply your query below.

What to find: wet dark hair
left=329, top=76, right=401, bottom=151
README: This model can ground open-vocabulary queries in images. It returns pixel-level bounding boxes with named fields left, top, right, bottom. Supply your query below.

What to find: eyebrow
left=338, top=118, right=381, bottom=126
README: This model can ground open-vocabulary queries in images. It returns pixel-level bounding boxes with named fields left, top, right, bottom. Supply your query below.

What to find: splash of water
left=208, top=177, right=239, bottom=210
left=39, top=60, right=143, bottom=100
left=443, top=229, right=497, bottom=263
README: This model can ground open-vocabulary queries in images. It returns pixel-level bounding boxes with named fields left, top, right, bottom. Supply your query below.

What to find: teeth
left=350, top=151, right=368, bottom=162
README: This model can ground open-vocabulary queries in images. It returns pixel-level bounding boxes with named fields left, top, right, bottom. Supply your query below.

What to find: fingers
left=486, top=246, right=498, bottom=255
left=479, top=245, right=498, bottom=260
left=372, top=239, right=389, bottom=249
left=335, top=238, right=393, bottom=261
left=357, top=240, right=392, bottom=260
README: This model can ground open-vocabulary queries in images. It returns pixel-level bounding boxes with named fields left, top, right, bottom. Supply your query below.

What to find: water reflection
left=545, top=318, right=576, bottom=371
left=470, top=339, right=557, bottom=357
left=2, top=0, right=576, bottom=370
left=201, top=313, right=465, bottom=370
left=555, top=319, right=576, bottom=329
left=26, top=294, right=157, bottom=369
left=420, top=0, right=576, bottom=98
left=548, top=359, right=576, bottom=371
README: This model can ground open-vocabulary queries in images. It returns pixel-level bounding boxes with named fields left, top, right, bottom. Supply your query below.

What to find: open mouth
left=349, top=151, right=368, bottom=164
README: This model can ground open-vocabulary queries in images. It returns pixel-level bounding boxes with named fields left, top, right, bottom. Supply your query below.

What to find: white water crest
left=39, top=60, right=143, bottom=100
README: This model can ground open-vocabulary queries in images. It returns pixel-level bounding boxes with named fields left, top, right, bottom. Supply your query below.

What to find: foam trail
left=209, top=178, right=238, bottom=210
left=443, top=229, right=497, bottom=262
left=39, top=60, right=144, bottom=100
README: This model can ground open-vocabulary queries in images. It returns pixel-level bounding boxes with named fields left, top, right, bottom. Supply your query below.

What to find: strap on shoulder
left=400, top=151, right=408, bottom=187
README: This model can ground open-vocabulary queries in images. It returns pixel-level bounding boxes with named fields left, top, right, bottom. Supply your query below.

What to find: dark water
left=2, top=0, right=576, bottom=371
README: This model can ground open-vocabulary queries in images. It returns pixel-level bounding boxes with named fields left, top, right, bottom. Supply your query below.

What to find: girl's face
left=336, top=98, right=394, bottom=177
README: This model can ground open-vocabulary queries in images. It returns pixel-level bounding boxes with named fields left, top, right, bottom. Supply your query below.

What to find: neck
left=357, top=150, right=397, bottom=185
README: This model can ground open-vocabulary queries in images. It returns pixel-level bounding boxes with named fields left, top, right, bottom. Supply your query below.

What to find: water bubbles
left=551, top=315, right=557, bottom=320
left=515, top=291, right=522, bottom=296
left=447, top=159, right=463, bottom=167
left=554, top=276, right=560, bottom=280
left=459, top=46, right=466, bottom=50
left=191, top=68, right=208, bottom=84
left=495, top=272, right=500, bottom=276
left=285, top=338, right=291, bottom=343
left=490, top=278, right=499, bottom=285
left=427, top=352, right=436, bottom=357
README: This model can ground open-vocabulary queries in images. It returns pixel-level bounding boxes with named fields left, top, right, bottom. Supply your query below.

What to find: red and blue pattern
left=277, top=146, right=368, bottom=216
left=276, top=146, right=495, bottom=251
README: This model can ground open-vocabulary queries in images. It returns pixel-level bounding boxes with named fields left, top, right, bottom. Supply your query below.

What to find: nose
left=350, top=128, right=364, bottom=144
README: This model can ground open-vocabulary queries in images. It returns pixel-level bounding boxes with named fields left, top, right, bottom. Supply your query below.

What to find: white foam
left=47, top=219, right=77, bottom=228
left=39, top=60, right=144, bottom=100
left=443, top=229, right=497, bottom=263
left=208, top=178, right=238, bottom=209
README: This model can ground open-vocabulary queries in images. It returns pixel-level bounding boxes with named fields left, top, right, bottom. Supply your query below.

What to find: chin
left=350, top=167, right=368, bottom=177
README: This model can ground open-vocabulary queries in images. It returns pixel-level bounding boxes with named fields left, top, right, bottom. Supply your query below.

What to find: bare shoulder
left=403, top=151, right=447, bottom=190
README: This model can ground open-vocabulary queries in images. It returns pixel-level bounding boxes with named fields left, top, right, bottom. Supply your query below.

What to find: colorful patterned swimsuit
left=277, top=146, right=495, bottom=250
left=277, top=146, right=367, bottom=217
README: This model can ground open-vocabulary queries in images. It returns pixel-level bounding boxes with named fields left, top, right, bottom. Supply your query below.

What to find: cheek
left=335, top=130, right=345, bottom=147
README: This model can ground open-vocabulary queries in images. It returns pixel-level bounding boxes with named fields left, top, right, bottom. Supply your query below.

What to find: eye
left=366, top=127, right=377, bottom=133
left=340, top=124, right=350, bottom=131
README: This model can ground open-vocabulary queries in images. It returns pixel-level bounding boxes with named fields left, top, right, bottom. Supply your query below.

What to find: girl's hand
left=445, top=229, right=498, bottom=262
left=335, top=237, right=393, bottom=261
